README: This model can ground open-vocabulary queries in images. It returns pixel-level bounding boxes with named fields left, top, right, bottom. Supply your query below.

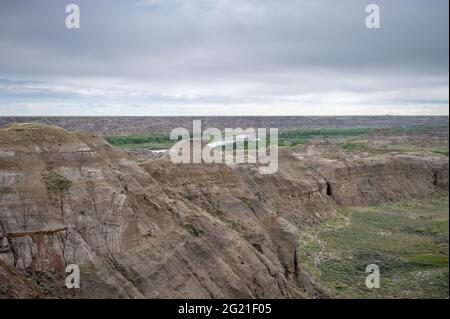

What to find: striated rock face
left=301, top=154, right=448, bottom=207
left=0, top=124, right=448, bottom=298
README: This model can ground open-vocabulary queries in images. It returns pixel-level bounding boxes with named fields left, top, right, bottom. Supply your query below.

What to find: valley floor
left=298, top=196, right=449, bottom=298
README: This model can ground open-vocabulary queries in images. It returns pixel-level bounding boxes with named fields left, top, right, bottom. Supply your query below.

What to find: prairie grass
left=298, top=196, right=449, bottom=298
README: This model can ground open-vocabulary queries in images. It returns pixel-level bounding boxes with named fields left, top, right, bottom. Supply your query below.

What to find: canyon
left=0, top=122, right=448, bottom=298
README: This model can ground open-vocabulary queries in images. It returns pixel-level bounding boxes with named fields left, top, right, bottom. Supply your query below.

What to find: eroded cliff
left=0, top=124, right=447, bottom=298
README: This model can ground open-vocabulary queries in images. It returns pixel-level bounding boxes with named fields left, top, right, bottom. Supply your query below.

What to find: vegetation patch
left=431, top=149, right=449, bottom=156
left=43, top=171, right=72, bottom=193
left=342, top=143, right=360, bottom=151
left=339, top=140, right=449, bottom=156
left=104, top=126, right=448, bottom=153
left=106, top=134, right=175, bottom=150
left=43, top=171, right=73, bottom=223
left=239, top=197, right=256, bottom=213
left=278, top=128, right=373, bottom=147
left=0, top=123, right=78, bottom=145
left=298, top=196, right=449, bottom=298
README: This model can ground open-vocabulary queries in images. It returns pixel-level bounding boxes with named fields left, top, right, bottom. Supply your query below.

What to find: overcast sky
left=0, top=0, right=448, bottom=116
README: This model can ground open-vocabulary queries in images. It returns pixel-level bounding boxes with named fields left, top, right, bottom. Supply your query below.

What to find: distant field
left=106, top=134, right=175, bottom=150
left=105, top=126, right=448, bottom=152
left=106, top=127, right=376, bottom=150
left=0, top=116, right=448, bottom=136
left=338, top=126, right=449, bottom=156
left=278, top=127, right=374, bottom=147
left=341, top=142, right=449, bottom=156
left=298, top=196, right=449, bottom=299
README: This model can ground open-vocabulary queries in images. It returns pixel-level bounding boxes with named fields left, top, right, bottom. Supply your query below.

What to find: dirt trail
left=310, top=212, right=352, bottom=271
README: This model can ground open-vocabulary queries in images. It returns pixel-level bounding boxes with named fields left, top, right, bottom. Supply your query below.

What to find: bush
left=43, top=171, right=72, bottom=194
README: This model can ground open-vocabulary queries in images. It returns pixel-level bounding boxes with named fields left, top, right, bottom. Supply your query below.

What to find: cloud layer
left=0, top=0, right=448, bottom=115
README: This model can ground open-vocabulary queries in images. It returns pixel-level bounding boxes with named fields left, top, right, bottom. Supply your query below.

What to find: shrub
left=43, top=171, right=72, bottom=194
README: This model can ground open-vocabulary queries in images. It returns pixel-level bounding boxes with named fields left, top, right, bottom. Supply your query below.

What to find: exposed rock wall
left=316, top=155, right=448, bottom=206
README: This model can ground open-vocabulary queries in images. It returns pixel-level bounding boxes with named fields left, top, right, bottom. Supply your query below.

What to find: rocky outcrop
left=0, top=124, right=293, bottom=298
left=306, top=154, right=448, bottom=206
left=0, top=124, right=447, bottom=298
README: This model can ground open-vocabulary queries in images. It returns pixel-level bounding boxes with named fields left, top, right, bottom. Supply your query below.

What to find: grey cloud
left=0, top=0, right=448, bottom=115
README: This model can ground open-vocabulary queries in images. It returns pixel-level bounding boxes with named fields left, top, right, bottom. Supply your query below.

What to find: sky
left=0, top=0, right=448, bottom=116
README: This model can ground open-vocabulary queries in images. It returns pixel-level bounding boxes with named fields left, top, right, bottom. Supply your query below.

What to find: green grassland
left=105, top=134, right=175, bottom=150
left=278, top=127, right=374, bottom=147
left=340, top=140, right=449, bottom=156
left=298, top=196, right=449, bottom=299
left=105, top=127, right=377, bottom=150
left=336, top=127, right=449, bottom=156
left=105, top=126, right=445, bottom=151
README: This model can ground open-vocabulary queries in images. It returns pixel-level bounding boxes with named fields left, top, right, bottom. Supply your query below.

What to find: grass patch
left=342, top=143, right=360, bottom=150
left=279, top=128, right=374, bottom=140
left=407, top=254, right=449, bottom=267
left=104, top=126, right=448, bottom=152
left=113, top=142, right=175, bottom=150
left=431, top=149, right=449, bottom=156
left=390, top=126, right=438, bottom=133
left=273, top=127, right=373, bottom=149
left=298, top=196, right=449, bottom=298
left=0, top=123, right=78, bottom=145
left=105, top=134, right=176, bottom=150
left=339, top=140, right=449, bottom=156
